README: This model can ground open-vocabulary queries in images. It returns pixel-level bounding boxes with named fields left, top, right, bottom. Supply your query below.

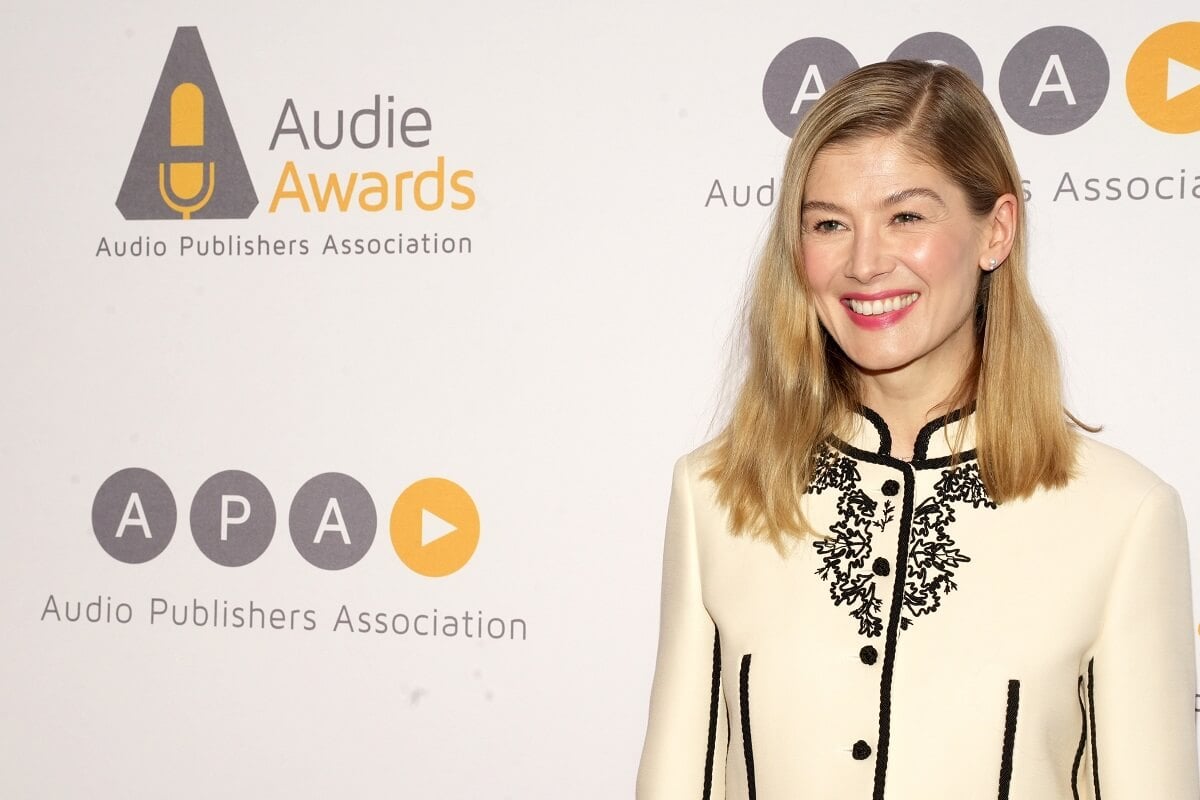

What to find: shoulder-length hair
left=705, top=60, right=1079, bottom=545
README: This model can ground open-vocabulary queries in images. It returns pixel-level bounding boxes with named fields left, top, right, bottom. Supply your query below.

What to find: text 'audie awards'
left=267, top=94, right=475, bottom=214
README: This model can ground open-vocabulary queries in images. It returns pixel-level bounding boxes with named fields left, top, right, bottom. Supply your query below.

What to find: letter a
left=1030, top=54, right=1077, bottom=106
left=790, top=64, right=827, bottom=114
left=313, top=498, right=351, bottom=545
left=115, top=493, right=153, bottom=538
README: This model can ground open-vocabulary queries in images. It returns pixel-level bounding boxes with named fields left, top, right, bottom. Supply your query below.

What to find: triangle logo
left=116, top=27, right=258, bottom=220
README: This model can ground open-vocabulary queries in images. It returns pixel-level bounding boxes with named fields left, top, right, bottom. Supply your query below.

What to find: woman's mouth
left=844, top=292, right=920, bottom=316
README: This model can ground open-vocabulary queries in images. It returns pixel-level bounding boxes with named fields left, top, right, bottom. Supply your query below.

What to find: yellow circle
left=390, top=477, right=479, bottom=577
left=1126, top=21, right=1200, bottom=133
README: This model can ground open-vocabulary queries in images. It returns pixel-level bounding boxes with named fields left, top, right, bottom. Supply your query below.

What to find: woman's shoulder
left=1071, top=432, right=1178, bottom=503
left=663, top=440, right=729, bottom=520
left=676, top=438, right=720, bottom=468
left=669, top=439, right=725, bottom=490
left=1074, top=433, right=1168, bottom=485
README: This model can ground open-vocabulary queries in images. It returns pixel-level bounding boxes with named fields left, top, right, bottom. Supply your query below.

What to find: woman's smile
left=841, top=291, right=921, bottom=327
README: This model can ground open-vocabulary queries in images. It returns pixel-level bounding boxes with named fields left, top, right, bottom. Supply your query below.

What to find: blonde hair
left=706, top=60, right=1079, bottom=545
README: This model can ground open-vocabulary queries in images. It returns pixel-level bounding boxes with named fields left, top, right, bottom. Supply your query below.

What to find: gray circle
left=289, top=473, right=377, bottom=570
left=999, top=26, right=1109, bottom=135
left=763, top=37, right=859, bottom=137
left=888, top=32, right=984, bottom=88
left=92, top=468, right=176, bottom=564
left=190, top=470, right=275, bottom=567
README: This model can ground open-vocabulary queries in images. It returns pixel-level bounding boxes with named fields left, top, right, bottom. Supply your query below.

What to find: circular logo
left=190, top=470, right=275, bottom=567
left=999, top=26, right=1109, bottom=134
left=92, top=468, right=176, bottom=564
left=763, top=37, right=858, bottom=137
left=390, top=477, right=479, bottom=578
left=888, top=32, right=984, bottom=88
left=1127, top=21, right=1200, bottom=134
left=289, top=472, right=377, bottom=570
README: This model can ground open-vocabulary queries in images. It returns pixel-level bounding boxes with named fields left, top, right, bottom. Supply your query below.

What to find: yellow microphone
left=158, top=82, right=215, bottom=219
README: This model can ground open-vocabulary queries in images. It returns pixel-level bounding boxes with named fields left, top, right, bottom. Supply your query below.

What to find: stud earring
left=985, top=257, right=998, bottom=271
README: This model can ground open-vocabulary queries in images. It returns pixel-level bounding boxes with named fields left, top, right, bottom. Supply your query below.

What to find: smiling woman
left=637, top=61, right=1198, bottom=799
left=799, top=135, right=1015, bottom=456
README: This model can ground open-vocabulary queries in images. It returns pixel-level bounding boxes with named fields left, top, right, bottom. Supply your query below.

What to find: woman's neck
left=859, top=366, right=968, bottom=461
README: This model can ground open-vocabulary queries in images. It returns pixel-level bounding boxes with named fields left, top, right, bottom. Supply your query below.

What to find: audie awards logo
left=115, top=26, right=257, bottom=220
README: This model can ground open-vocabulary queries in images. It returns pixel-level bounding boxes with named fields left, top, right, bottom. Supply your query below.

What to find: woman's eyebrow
left=801, top=187, right=947, bottom=216
left=800, top=199, right=846, bottom=215
left=881, top=187, right=946, bottom=208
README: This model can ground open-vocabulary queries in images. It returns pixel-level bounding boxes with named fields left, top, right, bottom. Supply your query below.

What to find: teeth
left=847, top=293, right=919, bottom=316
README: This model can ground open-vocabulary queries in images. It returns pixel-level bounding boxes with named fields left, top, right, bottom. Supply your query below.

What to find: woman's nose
left=846, top=229, right=893, bottom=284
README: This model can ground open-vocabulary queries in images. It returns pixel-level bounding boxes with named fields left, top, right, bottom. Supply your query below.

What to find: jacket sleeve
left=1088, top=481, right=1200, bottom=797
left=637, top=455, right=728, bottom=800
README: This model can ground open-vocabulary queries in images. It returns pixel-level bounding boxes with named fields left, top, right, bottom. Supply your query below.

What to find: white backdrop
left=2, top=2, right=1198, bottom=797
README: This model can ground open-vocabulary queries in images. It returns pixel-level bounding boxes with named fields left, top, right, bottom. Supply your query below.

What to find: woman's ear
left=980, top=193, right=1017, bottom=271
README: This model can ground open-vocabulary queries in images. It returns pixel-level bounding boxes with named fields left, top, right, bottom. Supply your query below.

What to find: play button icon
left=1127, top=21, right=1200, bottom=133
left=390, top=477, right=480, bottom=577
left=1167, top=58, right=1200, bottom=102
left=420, top=507, right=459, bottom=546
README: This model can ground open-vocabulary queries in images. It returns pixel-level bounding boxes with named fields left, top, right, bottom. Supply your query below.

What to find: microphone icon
left=158, top=82, right=215, bottom=219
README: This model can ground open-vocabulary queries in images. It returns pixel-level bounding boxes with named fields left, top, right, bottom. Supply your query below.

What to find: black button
left=881, top=479, right=900, bottom=496
left=872, top=557, right=890, bottom=576
left=859, top=645, right=878, bottom=665
left=852, top=740, right=872, bottom=760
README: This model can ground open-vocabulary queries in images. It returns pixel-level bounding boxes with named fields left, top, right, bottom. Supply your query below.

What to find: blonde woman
left=637, top=61, right=1198, bottom=799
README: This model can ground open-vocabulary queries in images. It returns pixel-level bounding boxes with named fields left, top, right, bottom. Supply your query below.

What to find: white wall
left=2, top=2, right=1197, bottom=796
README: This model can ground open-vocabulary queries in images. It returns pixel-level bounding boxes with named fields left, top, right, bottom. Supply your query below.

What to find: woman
left=637, top=61, right=1197, bottom=799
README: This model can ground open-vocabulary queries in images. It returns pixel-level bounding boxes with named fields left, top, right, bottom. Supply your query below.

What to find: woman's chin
left=838, top=348, right=917, bottom=376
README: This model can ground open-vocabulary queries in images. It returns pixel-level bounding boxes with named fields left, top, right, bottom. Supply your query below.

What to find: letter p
left=220, top=495, right=251, bottom=541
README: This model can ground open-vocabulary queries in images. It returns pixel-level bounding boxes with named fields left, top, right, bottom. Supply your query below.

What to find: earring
left=985, top=257, right=998, bottom=271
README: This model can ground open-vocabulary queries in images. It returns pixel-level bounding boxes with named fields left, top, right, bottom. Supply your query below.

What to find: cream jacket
left=638, top=409, right=1198, bottom=799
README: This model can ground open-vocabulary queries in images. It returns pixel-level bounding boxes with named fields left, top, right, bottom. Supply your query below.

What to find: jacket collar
left=834, top=405, right=977, bottom=469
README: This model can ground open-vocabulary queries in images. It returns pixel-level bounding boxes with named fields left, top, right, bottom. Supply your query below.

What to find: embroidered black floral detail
left=810, top=455, right=894, bottom=637
left=899, top=463, right=994, bottom=628
left=932, top=462, right=996, bottom=510
left=808, top=449, right=860, bottom=494
left=811, top=455, right=994, bottom=637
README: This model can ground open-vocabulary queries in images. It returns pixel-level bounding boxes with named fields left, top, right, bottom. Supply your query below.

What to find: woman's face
left=800, top=135, right=1008, bottom=384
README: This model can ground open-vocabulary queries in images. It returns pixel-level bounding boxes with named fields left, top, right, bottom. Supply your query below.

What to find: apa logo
left=763, top=23, right=1200, bottom=137
left=116, top=27, right=257, bottom=220
left=91, top=468, right=481, bottom=577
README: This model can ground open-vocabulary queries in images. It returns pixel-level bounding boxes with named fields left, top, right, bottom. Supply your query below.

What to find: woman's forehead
left=806, top=136, right=950, bottom=195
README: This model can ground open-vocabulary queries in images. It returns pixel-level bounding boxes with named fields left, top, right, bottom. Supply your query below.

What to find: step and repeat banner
left=2, top=2, right=1198, bottom=796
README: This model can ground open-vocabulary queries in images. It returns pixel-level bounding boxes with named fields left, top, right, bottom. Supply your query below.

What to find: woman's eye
left=812, top=219, right=844, bottom=232
left=893, top=212, right=923, bottom=224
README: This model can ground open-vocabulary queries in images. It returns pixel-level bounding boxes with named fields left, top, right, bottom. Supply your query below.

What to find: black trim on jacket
left=999, top=679, right=1021, bottom=799
left=871, top=464, right=915, bottom=800
left=1088, top=659, right=1102, bottom=799
left=1072, top=674, right=1088, bottom=799
left=739, top=654, right=756, bottom=800
left=702, top=630, right=721, bottom=800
